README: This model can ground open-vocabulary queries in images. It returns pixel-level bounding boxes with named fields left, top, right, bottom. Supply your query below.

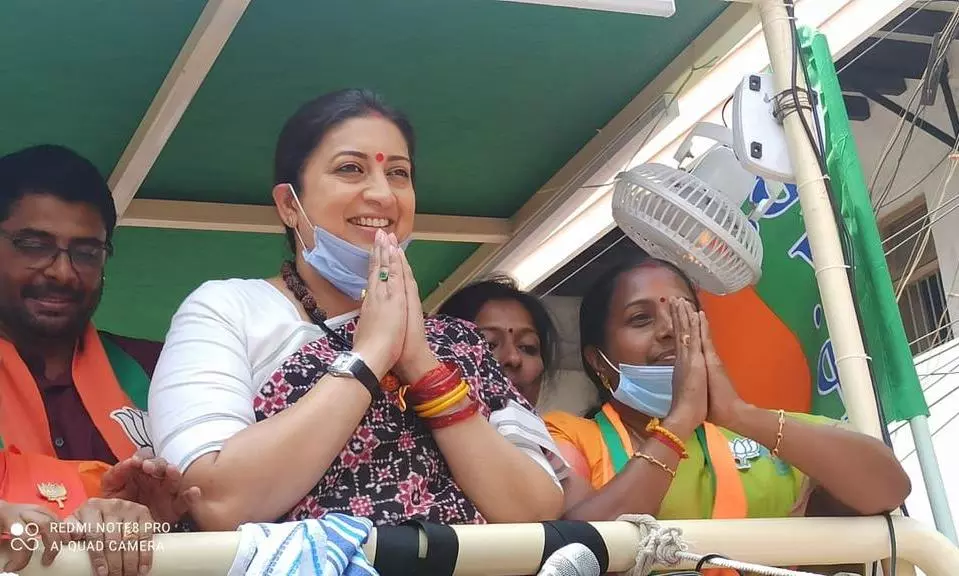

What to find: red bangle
left=650, top=430, right=688, bottom=459
left=426, top=401, right=480, bottom=430
left=412, top=362, right=453, bottom=388
left=409, top=364, right=462, bottom=405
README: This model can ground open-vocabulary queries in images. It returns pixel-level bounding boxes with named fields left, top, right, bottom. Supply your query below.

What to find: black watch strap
left=331, top=353, right=380, bottom=396
left=350, top=358, right=380, bottom=395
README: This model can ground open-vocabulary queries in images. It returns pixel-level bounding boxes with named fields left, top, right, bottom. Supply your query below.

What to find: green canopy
left=1, top=0, right=729, bottom=340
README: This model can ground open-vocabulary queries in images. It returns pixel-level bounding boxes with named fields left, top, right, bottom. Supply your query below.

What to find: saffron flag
left=698, top=28, right=928, bottom=423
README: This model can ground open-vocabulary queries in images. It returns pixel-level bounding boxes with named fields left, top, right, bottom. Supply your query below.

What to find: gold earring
left=600, top=373, right=612, bottom=392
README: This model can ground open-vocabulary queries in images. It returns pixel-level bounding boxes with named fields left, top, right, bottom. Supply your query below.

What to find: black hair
left=273, top=88, right=416, bottom=251
left=438, top=275, right=560, bottom=384
left=0, top=145, right=117, bottom=244
left=579, top=256, right=700, bottom=403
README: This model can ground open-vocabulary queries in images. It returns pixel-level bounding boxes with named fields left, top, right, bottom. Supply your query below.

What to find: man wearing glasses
left=0, top=145, right=195, bottom=575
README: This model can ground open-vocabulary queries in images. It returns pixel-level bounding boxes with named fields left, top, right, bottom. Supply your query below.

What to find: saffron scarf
left=0, top=447, right=110, bottom=518
left=594, top=404, right=745, bottom=576
left=0, top=323, right=150, bottom=461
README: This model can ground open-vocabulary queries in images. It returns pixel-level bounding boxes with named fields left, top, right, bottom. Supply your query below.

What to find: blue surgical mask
left=598, top=350, right=674, bottom=418
left=288, top=185, right=409, bottom=301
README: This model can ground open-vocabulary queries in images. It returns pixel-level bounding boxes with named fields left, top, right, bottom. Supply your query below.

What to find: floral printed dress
left=253, top=314, right=550, bottom=526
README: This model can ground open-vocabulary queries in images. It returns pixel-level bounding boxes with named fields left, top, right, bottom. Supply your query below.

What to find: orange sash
left=0, top=447, right=110, bottom=518
left=598, top=406, right=745, bottom=576
left=0, top=323, right=138, bottom=461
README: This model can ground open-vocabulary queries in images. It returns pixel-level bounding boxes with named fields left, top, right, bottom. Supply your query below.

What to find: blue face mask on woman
left=288, top=185, right=409, bottom=301
left=597, top=350, right=674, bottom=418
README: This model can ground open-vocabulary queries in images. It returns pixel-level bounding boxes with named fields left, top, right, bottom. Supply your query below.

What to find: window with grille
left=898, top=270, right=954, bottom=355
left=880, top=198, right=955, bottom=356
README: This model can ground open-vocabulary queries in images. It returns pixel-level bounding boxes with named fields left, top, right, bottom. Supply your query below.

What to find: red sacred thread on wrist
left=426, top=401, right=480, bottom=430
left=649, top=430, right=688, bottom=459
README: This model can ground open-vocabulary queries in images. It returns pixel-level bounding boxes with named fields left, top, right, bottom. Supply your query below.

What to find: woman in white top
left=148, top=89, right=566, bottom=531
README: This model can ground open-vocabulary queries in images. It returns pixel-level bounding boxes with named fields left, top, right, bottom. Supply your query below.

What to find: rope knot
left=618, top=514, right=687, bottom=575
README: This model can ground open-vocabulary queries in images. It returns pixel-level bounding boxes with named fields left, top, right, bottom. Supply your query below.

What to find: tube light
left=500, top=0, right=676, bottom=17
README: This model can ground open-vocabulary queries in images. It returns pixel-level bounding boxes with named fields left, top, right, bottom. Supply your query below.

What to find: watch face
left=330, top=354, right=355, bottom=374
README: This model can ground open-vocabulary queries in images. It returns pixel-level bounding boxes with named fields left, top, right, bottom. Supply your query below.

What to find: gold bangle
left=633, top=451, right=676, bottom=478
left=772, top=409, right=785, bottom=457
left=416, top=385, right=470, bottom=418
left=414, top=380, right=468, bottom=414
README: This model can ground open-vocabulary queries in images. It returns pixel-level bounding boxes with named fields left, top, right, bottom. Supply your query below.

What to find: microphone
left=536, top=543, right=601, bottom=576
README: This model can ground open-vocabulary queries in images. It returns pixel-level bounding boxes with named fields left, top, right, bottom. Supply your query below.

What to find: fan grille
left=611, top=163, right=763, bottom=295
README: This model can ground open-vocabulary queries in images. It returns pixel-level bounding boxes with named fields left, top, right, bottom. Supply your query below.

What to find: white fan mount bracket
left=731, top=72, right=825, bottom=183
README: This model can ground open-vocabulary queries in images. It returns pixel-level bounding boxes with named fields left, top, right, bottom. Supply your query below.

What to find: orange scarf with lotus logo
left=0, top=323, right=149, bottom=461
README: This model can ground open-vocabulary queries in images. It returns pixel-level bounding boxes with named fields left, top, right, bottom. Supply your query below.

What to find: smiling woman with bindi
left=544, top=255, right=909, bottom=524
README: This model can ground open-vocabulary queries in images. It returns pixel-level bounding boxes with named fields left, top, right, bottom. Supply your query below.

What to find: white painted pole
left=755, top=0, right=881, bottom=438
left=909, top=415, right=958, bottom=544
left=756, top=0, right=959, bottom=544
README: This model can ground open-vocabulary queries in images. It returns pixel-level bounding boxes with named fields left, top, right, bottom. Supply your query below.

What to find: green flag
left=800, top=27, right=928, bottom=422
left=701, top=28, right=927, bottom=424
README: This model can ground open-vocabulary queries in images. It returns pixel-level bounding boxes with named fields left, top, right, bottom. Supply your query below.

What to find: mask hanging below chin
left=598, top=349, right=674, bottom=418
left=287, top=184, right=411, bottom=301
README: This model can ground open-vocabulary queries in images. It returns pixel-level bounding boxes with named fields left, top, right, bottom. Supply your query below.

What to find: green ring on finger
left=378, top=268, right=389, bottom=282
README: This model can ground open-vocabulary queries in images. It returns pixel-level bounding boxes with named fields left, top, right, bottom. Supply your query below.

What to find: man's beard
left=0, top=281, right=102, bottom=346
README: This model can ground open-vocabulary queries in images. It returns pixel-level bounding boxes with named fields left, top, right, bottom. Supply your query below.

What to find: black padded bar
left=371, top=524, right=421, bottom=576
left=539, top=520, right=610, bottom=574
left=404, top=520, right=459, bottom=575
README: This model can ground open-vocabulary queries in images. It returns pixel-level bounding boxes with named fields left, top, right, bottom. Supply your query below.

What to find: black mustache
left=22, top=285, right=83, bottom=302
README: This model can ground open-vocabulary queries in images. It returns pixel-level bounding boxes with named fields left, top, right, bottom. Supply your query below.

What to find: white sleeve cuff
left=489, top=400, right=571, bottom=484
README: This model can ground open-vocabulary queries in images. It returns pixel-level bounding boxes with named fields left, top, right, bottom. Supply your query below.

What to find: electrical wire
left=894, top=156, right=959, bottom=300
left=837, top=0, right=937, bottom=75
left=883, top=194, right=959, bottom=256
left=869, top=514, right=899, bottom=576
left=876, top=152, right=950, bottom=215
left=871, top=2, right=959, bottom=210
left=783, top=0, right=893, bottom=440
left=870, top=4, right=959, bottom=207
left=782, top=5, right=905, bottom=539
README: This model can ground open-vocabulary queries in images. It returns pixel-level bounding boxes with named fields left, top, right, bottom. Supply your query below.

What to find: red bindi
left=660, top=297, right=667, bottom=303
left=375, top=152, right=385, bottom=163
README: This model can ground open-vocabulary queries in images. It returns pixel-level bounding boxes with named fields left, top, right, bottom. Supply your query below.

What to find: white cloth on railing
left=228, top=514, right=377, bottom=576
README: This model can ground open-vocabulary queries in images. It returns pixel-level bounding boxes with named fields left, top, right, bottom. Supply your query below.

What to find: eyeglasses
left=0, top=229, right=112, bottom=275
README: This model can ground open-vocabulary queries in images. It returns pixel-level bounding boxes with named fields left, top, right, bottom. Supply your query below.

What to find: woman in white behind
left=148, top=89, right=565, bottom=531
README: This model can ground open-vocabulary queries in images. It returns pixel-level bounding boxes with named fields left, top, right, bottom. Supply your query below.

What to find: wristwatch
left=328, top=352, right=380, bottom=396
